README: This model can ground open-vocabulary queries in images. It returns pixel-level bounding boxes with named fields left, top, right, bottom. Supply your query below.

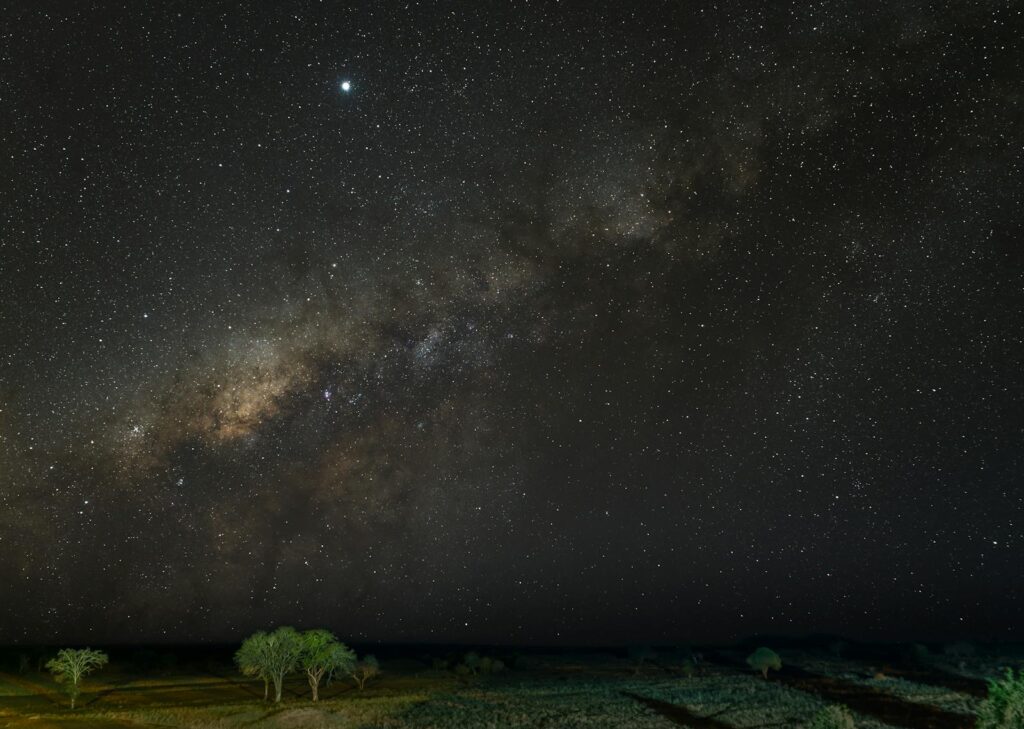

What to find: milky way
left=1, top=2, right=1022, bottom=644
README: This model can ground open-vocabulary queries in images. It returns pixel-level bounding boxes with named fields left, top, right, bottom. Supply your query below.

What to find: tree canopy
left=45, top=648, right=109, bottom=709
left=299, top=629, right=356, bottom=701
left=235, top=627, right=304, bottom=703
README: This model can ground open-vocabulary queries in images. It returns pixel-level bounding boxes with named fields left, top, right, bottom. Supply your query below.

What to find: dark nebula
left=0, top=2, right=1021, bottom=644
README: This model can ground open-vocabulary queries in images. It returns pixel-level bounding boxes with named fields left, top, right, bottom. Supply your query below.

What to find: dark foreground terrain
left=0, top=643, right=1017, bottom=728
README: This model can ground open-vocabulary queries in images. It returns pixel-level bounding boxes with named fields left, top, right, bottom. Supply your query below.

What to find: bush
left=462, top=652, right=481, bottom=674
left=944, top=641, right=976, bottom=659
left=746, top=647, right=782, bottom=679
left=454, top=652, right=504, bottom=677
left=977, top=668, right=1024, bottom=729
left=678, top=659, right=697, bottom=678
left=806, top=704, right=855, bottom=729
left=909, top=643, right=931, bottom=663
left=628, top=645, right=658, bottom=675
left=828, top=640, right=848, bottom=659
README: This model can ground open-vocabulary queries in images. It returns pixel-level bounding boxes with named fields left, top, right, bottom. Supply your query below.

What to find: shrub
left=806, top=704, right=855, bottom=729
left=977, top=668, right=1024, bottom=729
left=909, top=643, right=931, bottom=663
left=828, top=640, right=848, bottom=659
left=746, top=647, right=782, bottom=679
left=679, top=659, right=697, bottom=678
left=944, top=641, right=976, bottom=659
left=463, top=651, right=481, bottom=674
left=628, top=645, right=658, bottom=675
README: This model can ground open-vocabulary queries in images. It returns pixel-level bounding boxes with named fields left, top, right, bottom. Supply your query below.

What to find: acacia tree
left=299, top=629, right=356, bottom=702
left=45, top=648, right=108, bottom=709
left=236, top=627, right=304, bottom=703
left=350, top=654, right=380, bottom=690
left=235, top=632, right=272, bottom=701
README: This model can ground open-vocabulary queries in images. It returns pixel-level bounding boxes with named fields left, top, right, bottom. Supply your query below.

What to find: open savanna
left=0, top=646, right=1017, bottom=728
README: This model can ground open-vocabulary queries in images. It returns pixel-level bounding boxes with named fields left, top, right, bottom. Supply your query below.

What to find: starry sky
left=1, top=2, right=1021, bottom=646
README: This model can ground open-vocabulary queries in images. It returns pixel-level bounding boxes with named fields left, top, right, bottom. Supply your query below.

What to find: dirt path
left=707, top=655, right=975, bottom=729
left=885, top=666, right=988, bottom=699
left=622, top=691, right=737, bottom=728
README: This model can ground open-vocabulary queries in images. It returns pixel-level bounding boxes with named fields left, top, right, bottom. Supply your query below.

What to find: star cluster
left=0, top=2, right=1021, bottom=644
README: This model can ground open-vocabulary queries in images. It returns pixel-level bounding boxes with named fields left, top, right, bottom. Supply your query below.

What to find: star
left=340, top=80, right=352, bottom=93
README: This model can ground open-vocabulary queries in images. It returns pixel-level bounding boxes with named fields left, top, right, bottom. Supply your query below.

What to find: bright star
left=340, top=80, right=351, bottom=92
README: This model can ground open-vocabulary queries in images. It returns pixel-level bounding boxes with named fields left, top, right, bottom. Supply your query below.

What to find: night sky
left=1, top=2, right=1021, bottom=646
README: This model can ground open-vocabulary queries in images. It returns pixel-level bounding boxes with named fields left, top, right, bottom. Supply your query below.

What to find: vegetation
left=351, top=654, right=381, bottom=690
left=909, top=643, right=931, bottom=663
left=746, top=646, right=782, bottom=679
left=44, top=647, right=109, bottom=708
left=806, top=704, right=856, bottom=729
left=452, top=651, right=505, bottom=677
left=945, top=641, right=976, bottom=659
left=629, top=645, right=658, bottom=674
left=977, top=668, right=1024, bottom=729
left=234, top=627, right=304, bottom=703
left=234, top=631, right=272, bottom=700
left=298, top=629, right=356, bottom=701
left=0, top=644, right=1009, bottom=727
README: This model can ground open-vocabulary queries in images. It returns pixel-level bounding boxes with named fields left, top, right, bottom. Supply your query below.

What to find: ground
left=0, top=648, right=1018, bottom=728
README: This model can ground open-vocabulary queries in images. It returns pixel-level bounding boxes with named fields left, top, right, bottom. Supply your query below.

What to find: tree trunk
left=273, top=676, right=283, bottom=703
left=761, top=666, right=768, bottom=679
left=263, top=678, right=269, bottom=701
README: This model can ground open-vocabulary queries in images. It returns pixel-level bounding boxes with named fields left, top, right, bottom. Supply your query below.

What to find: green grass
left=0, top=654, right=990, bottom=728
left=789, top=651, right=984, bottom=715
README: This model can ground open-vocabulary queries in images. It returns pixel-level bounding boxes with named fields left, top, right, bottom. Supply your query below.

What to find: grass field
left=0, top=649, right=1018, bottom=728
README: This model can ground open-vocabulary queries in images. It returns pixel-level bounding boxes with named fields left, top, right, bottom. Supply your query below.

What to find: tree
left=299, top=629, right=356, bottom=702
left=909, top=643, right=931, bottom=664
left=235, top=632, right=272, bottom=701
left=350, top=654, right=380, bottom=690
left=45, top=648, right=108, bottom=709
left=462, top=651, right=481, bottom=675
left=628, top=645, right=658, bottom=675
left=828, top=640, right=848, bottom=659
left=977, top=668, right=1024, bottom=729
left=235, top=627, right=304, bottom=703
left=746, top=647, right=782, bottom=679
left=807, top=704, right=856, bottom=729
